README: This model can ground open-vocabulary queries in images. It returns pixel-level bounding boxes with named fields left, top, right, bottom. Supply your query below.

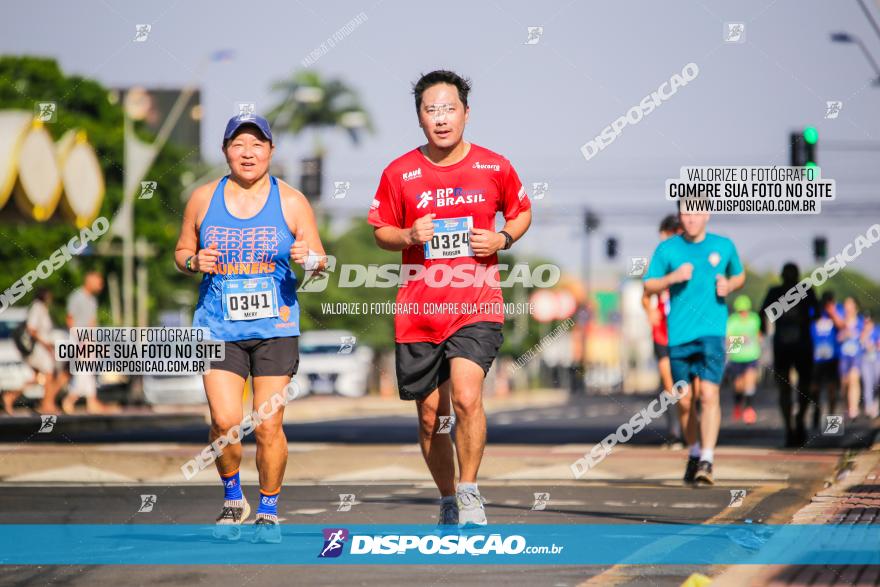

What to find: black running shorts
left=211, top=336, right=299, bottom=379
left=653, top=341, right=669, bottom=360
left=395, top=321, right=504, bottom=401
left=813, top=358, right=838, bottom=385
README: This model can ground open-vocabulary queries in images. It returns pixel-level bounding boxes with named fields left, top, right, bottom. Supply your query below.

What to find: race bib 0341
left=221, top=277, right=279, bottom=321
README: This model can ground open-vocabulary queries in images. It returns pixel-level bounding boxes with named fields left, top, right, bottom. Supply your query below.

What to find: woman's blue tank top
left=193, top=175, right=300, bottom=341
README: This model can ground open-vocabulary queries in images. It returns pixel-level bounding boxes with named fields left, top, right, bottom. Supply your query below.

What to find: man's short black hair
left=781, top=262, right=799, bottom=275
left=413, top=70, right=472, bottom=112
left=659, top=214, right=680, bottom=234
left=781, top=262, right=799, bottom=285
left=34, top=287, right=52, bottom=302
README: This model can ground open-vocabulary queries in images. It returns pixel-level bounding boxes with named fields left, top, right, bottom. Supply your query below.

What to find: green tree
left=266, top=70, right=373, bottom=154
left=0, top=56, right=196, bottom=325
left=731, top=265, right=880, bottom=318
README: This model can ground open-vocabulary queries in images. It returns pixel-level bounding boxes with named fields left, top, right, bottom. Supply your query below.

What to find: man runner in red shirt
left=642, top=215, right=685, bottom=446
left=368, top=70, right=532, bottom=527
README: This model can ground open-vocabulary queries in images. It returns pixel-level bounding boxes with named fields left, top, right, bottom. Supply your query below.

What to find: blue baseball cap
left=223, top=113, right=273, bottom=145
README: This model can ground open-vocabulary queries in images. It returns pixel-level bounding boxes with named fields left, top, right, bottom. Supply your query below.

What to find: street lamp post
left=116, top=52, right=232, bottom=326
left=830, top=31, right=880, bottom=85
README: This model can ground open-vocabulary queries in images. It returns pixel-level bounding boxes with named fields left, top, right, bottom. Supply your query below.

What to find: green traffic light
left=803, top=126, right=818, bottom=145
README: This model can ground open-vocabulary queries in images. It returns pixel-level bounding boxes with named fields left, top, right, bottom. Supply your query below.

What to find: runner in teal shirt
left=645, top=233, right=743, bottom=346
left=644, top=211, right=745, bottom=487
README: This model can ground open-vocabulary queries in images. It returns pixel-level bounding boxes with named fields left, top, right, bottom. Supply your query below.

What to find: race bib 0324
left=424, top=216, right=474, bottom=260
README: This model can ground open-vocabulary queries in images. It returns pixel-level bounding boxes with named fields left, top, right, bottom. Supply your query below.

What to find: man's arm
left=374, top=214, right=435, bottom=252
left=471, top=208, right=532, bottom=257
left=373, top=226, right=412, bottom=252
left=759, top=290, right=773, bottom=334
left=643, top=276, right=669, bottom=296
left=644, top=264, right=691, bottom=296
left=826, top=302, right=845, bottom=329
left=805, top=289, right=821, bottom=326
left=715, top=270, right=744, bottom=298
left=641, top=289, right=661, bottom=328
left=717, top=237, right=746, bottom=297
left=500, top=208, right=531, bottom=243
left=728, top=272, right=746, bottom=291
left=66, top=293, right=82, bottom=330
left=641, top=289, right=652, bottom=313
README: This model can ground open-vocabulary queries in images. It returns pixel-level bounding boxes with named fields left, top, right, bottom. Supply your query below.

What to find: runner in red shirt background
left=641, top=215, right=686, bottom=447
left=368, top=70, right=532, bottom=528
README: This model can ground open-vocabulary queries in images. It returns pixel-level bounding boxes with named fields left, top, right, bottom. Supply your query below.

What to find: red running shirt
left=368, top=144, right=531, bottom=343
left=652, top=290, right=670, bottom=346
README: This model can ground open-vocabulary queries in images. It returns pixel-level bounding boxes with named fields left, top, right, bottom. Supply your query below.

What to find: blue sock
left=221, top=469, right=243, bottom=501
left=257, top=489, right=280, bottom=518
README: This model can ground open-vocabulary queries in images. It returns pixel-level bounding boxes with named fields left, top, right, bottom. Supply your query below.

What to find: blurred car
left=298, top=330, right=373, bottom=398
left=143, top=373, right=205, bottom=405
left=584, top=362, right=624, bottom=394
left=0, top=308, right=35, bottom=394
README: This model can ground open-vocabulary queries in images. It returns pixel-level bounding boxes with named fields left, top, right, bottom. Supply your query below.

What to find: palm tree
left=267, top=70, right=373, bottom=184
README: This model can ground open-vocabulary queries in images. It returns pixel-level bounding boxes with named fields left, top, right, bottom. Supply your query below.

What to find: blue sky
left=4, top=0, right=880, bottom=281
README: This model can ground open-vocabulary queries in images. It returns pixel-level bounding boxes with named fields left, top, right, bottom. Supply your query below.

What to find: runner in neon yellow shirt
left=727, top=295, right=762, bottom=424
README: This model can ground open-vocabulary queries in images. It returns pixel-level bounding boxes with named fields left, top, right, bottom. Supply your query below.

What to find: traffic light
left=300, top=157, right=323, bottom=201
left=790, top=126, right=818, bottom=168
left=584, top=210, right=600, bottom=233
left=813, top=236, right=827, bottom=261
left=605, top=237, right=618, bottom=259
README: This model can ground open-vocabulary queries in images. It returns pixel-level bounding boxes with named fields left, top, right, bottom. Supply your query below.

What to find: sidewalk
left=276, top=387, right=569, bottom=422
left=0, top=388, right=569, bottom=441
left=713, top=444, right=880, bottom=586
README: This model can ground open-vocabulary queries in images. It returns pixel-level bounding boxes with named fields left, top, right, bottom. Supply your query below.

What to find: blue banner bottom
left=0, top=524, right=877, bottom=565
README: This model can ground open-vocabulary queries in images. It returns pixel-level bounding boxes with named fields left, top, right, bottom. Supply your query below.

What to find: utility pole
left=579, top=210, right=600, bottom=394
left=117, top=53, right=230, bottom=326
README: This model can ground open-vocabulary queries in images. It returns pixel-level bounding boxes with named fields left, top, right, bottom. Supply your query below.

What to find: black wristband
left=499, top=231, right=513, bottom=250
left=185, top=255, right=198, bottom=273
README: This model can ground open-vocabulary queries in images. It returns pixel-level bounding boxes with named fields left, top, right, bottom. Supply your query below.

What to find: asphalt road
left=0, top=389, right=874, bottom=586
left=0, top=478, right=822, bottom=587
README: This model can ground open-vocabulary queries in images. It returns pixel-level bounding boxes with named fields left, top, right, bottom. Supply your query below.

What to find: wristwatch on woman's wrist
left=185, top=255, right=198, bottom=273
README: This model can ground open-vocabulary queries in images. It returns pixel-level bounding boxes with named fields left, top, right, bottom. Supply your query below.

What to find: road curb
left=0, top=413, right=206, bottom=442
left=711, top=442, right=880, bottom=586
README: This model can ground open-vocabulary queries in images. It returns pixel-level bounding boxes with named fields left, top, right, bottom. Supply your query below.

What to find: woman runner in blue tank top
left=174, top=113, right=327, bottom=543
left=193, top=173, right=299, bottom=341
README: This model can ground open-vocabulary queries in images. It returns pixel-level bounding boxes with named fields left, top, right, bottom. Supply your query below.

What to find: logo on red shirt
left=402, top=168, right=422, bottom=182
left=416, top=191, right=433, bottom=209
left=417, top=187, right=486, bottom=208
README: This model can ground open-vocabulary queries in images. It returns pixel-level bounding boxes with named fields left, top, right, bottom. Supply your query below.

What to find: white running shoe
left=456, top=489, right=487, bottom=528
left=212, top=498, right=250, bottom=541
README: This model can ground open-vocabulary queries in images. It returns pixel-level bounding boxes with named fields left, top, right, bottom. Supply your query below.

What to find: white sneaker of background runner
left=456, top=486, right=487, bottom=528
